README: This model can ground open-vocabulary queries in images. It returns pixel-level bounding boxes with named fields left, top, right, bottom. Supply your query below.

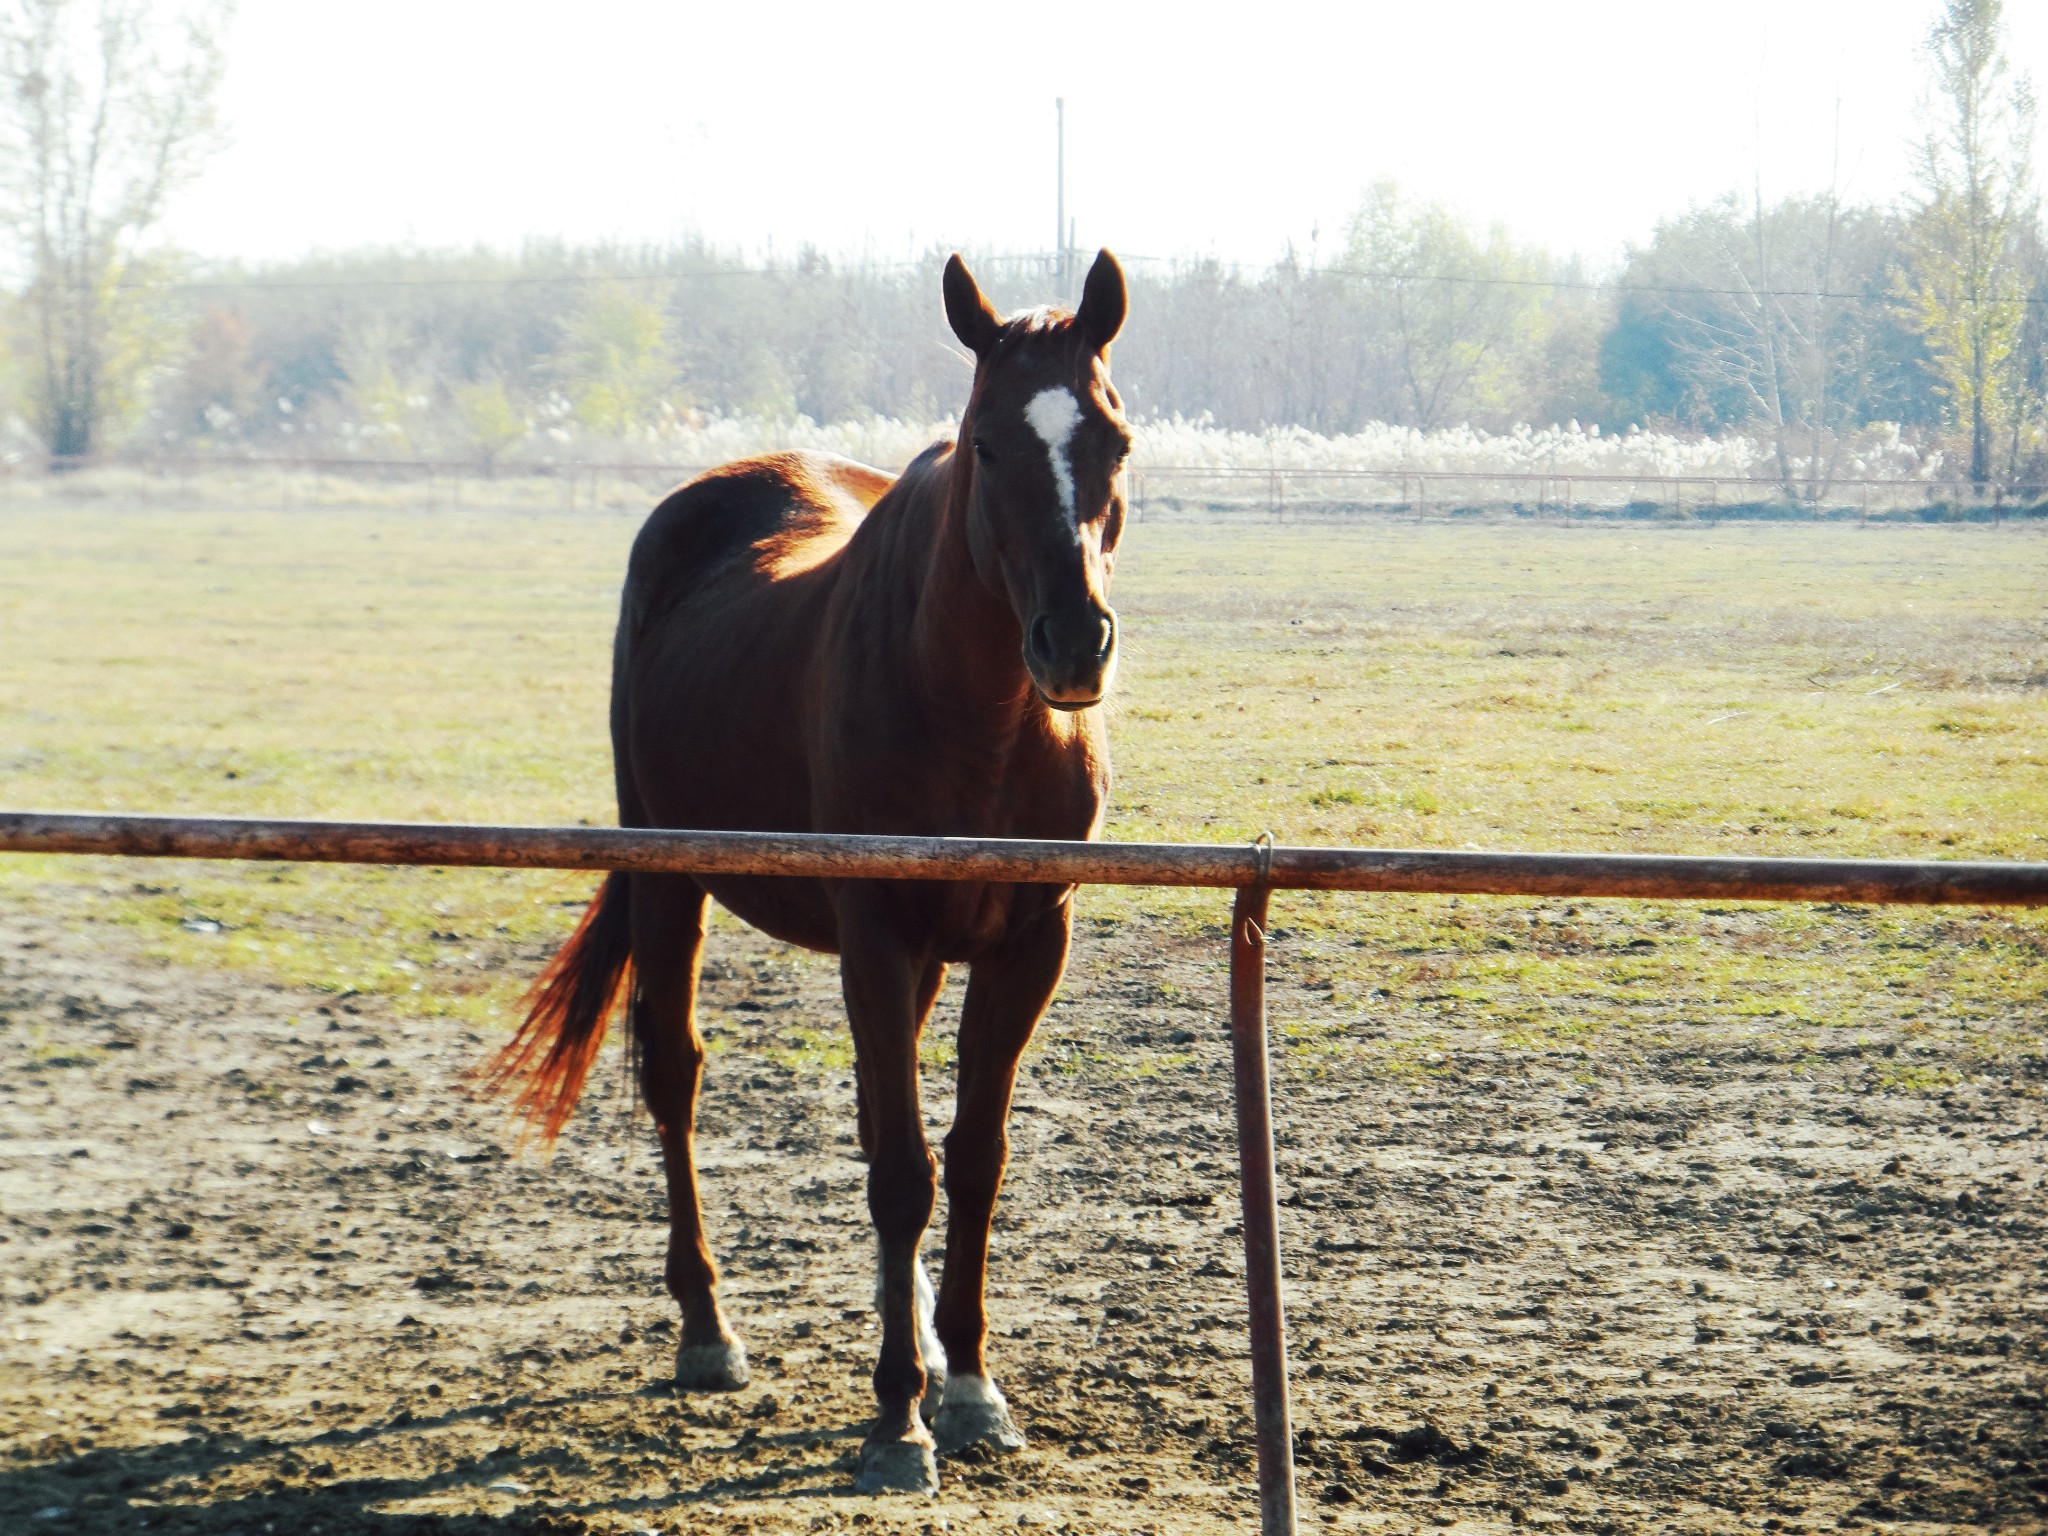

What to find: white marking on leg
left=940, top=1371, right=1006, bottom=1412
left=1024, top=386, right=1081, bottom=527
left=915, top=1256, right=947, bottom=1380
left=874, top=1244, right=948, bottom=1381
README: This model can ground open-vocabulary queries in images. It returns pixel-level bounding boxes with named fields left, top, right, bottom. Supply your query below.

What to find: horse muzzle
left=1024, top=605, right=1117, bottom=712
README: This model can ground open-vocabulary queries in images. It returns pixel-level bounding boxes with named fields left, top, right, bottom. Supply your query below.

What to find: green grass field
left=1, top=499, right=2043, bottom=1073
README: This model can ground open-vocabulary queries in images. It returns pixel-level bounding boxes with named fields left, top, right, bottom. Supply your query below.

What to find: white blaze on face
left=1024, top=386, right=1082, bottom=524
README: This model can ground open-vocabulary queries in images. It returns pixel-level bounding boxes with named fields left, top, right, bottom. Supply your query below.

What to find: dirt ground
left=2, top=884, right=2045, bottom=1536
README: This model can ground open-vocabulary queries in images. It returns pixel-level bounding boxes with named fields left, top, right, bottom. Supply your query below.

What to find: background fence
left=5, top=455, right=2046, bottom=522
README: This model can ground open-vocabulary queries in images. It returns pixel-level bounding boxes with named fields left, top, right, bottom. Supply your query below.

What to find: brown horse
left=484, top=252, right=1131, bottom=1493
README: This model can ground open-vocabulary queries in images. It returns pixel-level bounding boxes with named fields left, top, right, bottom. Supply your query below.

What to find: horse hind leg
left=633, top=876, right=749, bottom=1391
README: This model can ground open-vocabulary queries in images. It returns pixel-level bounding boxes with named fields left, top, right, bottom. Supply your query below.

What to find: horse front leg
left=857, top=957, right=953, bottom=1422
left=839, top=893, right=942, bottom=1494
left=931, top=897, right=1070, bottom=1458
left=631, top=876, right=749, bottom=1390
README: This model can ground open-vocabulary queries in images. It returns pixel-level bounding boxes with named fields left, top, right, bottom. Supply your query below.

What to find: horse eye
left=972, top=438, right=995, bottom=464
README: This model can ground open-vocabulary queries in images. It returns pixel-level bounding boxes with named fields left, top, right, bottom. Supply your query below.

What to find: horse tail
left=477, top=872, right=635, bottom=1145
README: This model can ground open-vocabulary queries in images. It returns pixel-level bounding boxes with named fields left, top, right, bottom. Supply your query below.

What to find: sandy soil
left=2, top=888, right=2045, bottom=1536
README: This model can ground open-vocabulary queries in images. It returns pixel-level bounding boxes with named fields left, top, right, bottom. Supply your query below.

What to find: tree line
left=1, top=0, right=2042, bottom=491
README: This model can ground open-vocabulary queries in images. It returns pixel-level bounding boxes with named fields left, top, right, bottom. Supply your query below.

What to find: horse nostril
left=1095, top=615, right=1116, bottom=664
left=1028, top=614, right=1056, bottom=666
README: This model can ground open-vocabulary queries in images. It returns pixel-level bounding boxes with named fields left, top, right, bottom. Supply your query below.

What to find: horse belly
left=696, top=874, right=840, bottom=954
left=625, top=643, right=841, bottom=954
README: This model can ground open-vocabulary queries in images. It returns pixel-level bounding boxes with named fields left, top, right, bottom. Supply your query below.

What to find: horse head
left=943, top=250, right=1130, bottom=712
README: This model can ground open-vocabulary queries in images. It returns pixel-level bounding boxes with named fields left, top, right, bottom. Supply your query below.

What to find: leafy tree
left=163, top=302, right=258, bottom=439
left=453, top=374, right=525, bottom=472
left=1896, top=0, right=2039, bottom=487
left=553, top=281, right=674, bottom=440
left=1341, top=182, right=1551, bottom=430
left=333, top=320, right=429, bottom=454
left=0, top=0, right=230, bottom=461
left=1597, top=295, right=1679, bottom=425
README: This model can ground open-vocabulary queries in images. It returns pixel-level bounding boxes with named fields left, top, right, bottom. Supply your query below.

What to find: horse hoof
left=673, top=1338, right=750, bottom=1392
left=855, top=1436, right=940, bottom=1495
left=932, top=1394, right=1027, bottom=1457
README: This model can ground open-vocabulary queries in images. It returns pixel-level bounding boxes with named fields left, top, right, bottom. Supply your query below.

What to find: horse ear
left=1076, top=249, right=1127, bottom=352
left=943, top=254, right=1003, bottom=357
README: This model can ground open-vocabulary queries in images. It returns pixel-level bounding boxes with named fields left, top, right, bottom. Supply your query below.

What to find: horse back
left=614, top=452, right=898, bottom=950
left=621, top=451, right=888, bottom=634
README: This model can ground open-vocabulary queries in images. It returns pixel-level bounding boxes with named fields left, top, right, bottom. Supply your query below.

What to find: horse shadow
left=1, top=1385, right=876, bottom=1533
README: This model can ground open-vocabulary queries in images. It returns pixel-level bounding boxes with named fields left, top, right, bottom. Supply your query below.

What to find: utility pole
left=1055, top=97, right=1066, bottom=300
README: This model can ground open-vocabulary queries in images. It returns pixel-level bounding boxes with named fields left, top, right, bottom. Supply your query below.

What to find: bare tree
left=1897, top=0, right=2038, bottom=488
left=1647, top=191, right=1893, bottom=501
left=0, top=0, right=230, bottom=461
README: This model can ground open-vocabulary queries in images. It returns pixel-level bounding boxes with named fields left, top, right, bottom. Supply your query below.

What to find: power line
left=125, top=255, right=2048, bottom=307
left=1297, top=263, right=2048, bottom=307
left=127, top=261, right=937, bottom=293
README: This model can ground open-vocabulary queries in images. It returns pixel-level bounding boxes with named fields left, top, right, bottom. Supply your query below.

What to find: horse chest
left=957, top=735, right=1101, bottom=838
left=921, top=876, right=1063, bottom=962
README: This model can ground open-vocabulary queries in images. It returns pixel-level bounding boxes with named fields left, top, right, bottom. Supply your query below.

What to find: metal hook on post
left=1251, top=829, right=1275, bottom=893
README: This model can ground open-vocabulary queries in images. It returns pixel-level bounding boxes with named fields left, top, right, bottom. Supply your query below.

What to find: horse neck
left=900, top=446, right=1036, bottom=717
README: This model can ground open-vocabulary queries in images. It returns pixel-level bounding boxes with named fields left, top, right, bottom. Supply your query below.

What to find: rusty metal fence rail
left=6, top=809, right=2048, bottom=1536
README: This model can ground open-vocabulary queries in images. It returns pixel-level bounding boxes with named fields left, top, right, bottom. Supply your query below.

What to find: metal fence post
left=1230, top=884, right=1296, bottom=1536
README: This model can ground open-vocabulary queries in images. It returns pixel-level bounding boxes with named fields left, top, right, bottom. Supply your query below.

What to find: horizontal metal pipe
left=2, top=811, right=2045, bottom=906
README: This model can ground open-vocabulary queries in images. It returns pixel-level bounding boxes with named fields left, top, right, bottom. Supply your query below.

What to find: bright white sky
left=165, top=0, right=2046, bottom=272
